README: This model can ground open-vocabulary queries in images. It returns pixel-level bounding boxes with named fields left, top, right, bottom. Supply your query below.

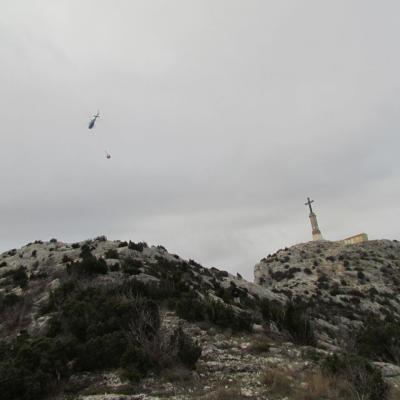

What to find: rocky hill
left=0, top=237, right=282, bottom=338
left=0, top=237, right=399, bottom=400
left=255, top=240, right=400, bottom=350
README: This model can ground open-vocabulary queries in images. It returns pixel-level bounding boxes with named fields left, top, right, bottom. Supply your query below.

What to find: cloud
left=1, top=1, right=399, bottom=280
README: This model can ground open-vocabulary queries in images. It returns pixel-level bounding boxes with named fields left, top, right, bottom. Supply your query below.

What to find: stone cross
left=304, top=196, right=323, bottom=241
left=305, top=197, right=314, bottom=214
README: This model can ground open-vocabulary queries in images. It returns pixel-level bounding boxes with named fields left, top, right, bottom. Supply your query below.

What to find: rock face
left=255, top=239, right=400, bottom=348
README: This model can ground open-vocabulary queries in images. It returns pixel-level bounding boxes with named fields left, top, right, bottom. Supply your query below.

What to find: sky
left=1, top=0, right=400, bottom=280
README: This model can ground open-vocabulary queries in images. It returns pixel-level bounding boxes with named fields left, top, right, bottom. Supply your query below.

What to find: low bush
left=270, top=268, right=297, bottom=281
left=79, top=243, right=94, bottom=258
left=121, top=258, right=142, bottom=275
left=128, top=241, right=148, bottom=252
left=2, top=283, right=202, bottom=400
left=11, top=267, right=28, bottom=288
left=297, top=370, right=351, bottom=400
left=322, top=353, right=389, bottom=400
left=304, top=268, right=312, bottom=275
left=0, top=335, right=72, bottom=400
left=95, top=235, right=107, bottom=242
left=62, top=254, right=72, bottom=263
left=1, top=293, right=21, bottom=309
left=104, top=249, right=119, bottom=259
left=176, top=296, right=206, bottom=322
left=66, top=256, right=107, bottom=276
left=109, top=263, right=120, bottom=272
left=260, top=299, right=315, bottom=346
left=205, top=299, right=252, bottom=331
left=355, top=318, right=400, bottom=364
left=175, top=295, right=252, bottom=331
left=170, top=326, right=202, bottom=369
left=248, top=337, right=271, bottom=354
left=262, top=366, right=293, bottom=395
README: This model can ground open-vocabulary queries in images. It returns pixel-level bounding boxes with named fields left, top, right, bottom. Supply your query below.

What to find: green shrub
left=260, top=299, right=285, bottom=322
left=79, top=243, right=94, bottom=258
left=118, top=367, right=142, bottom=383
left=1, top=293, right=21, bottom=309
left=204, top=298, right=252, bottom=331
left=0, top=335, right=72, bottom=400
left=283, top=303, right=315, bottom=345
left=24, top=282, right=202, bottom=400
left=170, top=326, right=202, bottom=369
left=67, top=256, right=107, bottom=276
left=95, top=235, right=107, bottom=241
left=304, top=268, right=312, bottom=275
left=176, top=295, right=252, bottom=331
left=12, top=267, right=28, bottom=288
left=260, top=300, right=315, bottom=346
left=62, top=254, right=72, bottom=263
left=176, top=296, right=206, bottom=322
left=357, top=270, right=366, bottom=280
left=76, top=331, right=127, bottom=371
left=322, top=353, right=389, bottom=400
left=128, top=241, right=148, bottom=252
left=355, top=318, right=400, bottom=364
left=104, top=249, right=119, bottom=259
left=109, top=263, right=120, bottom=272
left=121, top=258, right=142, bottom=275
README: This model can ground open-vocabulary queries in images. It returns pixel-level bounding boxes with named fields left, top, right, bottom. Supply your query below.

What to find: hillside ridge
left=0, top=237, right=400, bottom=399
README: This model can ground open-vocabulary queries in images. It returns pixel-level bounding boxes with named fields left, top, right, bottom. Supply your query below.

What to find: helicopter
left=88, top=110, right=100, bottom=129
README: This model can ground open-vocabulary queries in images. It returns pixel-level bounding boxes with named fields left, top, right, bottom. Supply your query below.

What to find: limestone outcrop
left=255, top=239, right=400, bottom=348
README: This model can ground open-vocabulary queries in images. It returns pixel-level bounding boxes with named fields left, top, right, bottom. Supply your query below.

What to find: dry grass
left=247, top=336, right=271, bottom=354
left=296, top=371, right=352, bottom=400
left=389, top=385, right=400, bottom=400
left=161, top=366, right=193, bottom=383
left=197, top=385, right=246, bottom=400
left=263, top=367, right=354, bottom=400
left=262, top=366, right=294, bottom=395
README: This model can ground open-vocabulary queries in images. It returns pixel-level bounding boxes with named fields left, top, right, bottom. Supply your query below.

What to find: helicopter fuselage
left=88, top=114, right=99, bottom=129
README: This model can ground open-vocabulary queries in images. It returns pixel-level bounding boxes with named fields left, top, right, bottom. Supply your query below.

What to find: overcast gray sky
left=1, top=0, right=400, bottom=279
